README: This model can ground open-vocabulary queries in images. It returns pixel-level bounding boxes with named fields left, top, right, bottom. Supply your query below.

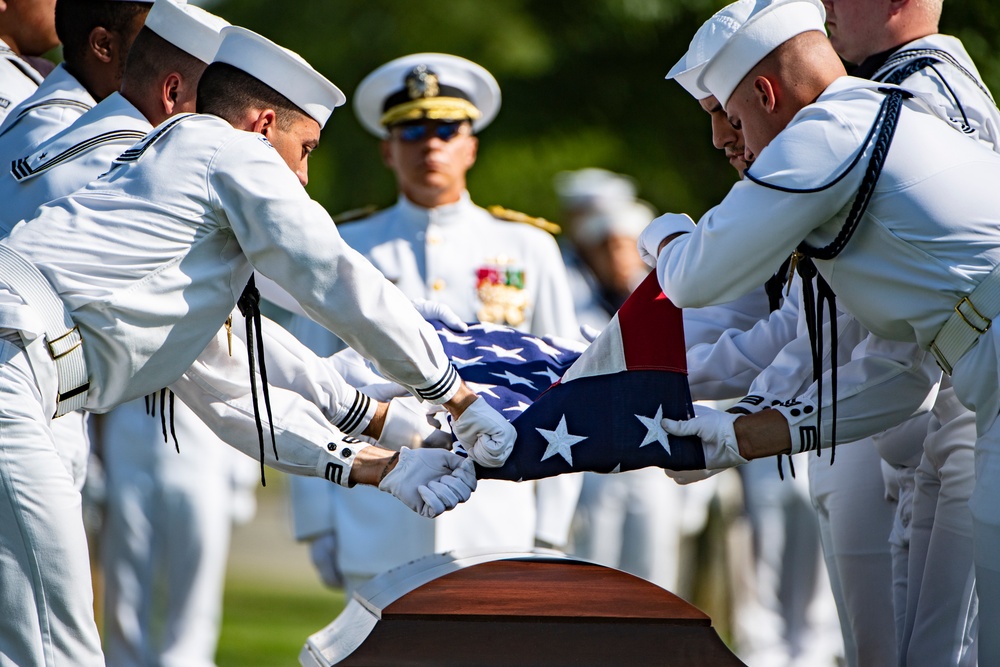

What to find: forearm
left=734, top=409, right=793, bottom=460
left=348, top=445, right=399, bottom=487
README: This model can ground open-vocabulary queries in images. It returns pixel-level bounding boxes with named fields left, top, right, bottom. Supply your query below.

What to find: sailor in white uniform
left=644, top=0, right=1000, bottom=663
left=289, top=53, right=583, bottom=595
left=0, top=0, right=58, bottom=125
left=0, top=27, right=510, bottom=666
left=823, top=1, right=996, bottom=663
left=0, top=4, right=251, bottom=665
left=0, top=0, right=151, bottom=157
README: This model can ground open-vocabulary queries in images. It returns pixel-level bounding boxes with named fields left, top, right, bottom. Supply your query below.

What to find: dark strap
left=764, top=256, right=793, bottom=313
left=237, top=274, right=278, bottom=487
left=879, top=48, right=995, bottom=103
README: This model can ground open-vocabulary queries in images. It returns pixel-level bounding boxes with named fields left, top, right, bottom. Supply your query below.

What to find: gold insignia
left=405, top=65, right=440, bottom=100
left=488, top=205, right=562, bottom=235
left=476, top=257, right=528, bottom=327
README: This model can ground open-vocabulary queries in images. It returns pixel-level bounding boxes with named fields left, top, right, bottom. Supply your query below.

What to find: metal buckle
left=955, top=296, right=991, bottom=335
left=46, top=326, right=82, bottom=360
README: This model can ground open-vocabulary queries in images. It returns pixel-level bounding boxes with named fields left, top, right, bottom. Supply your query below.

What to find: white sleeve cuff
left=332, top=389, right=377, bottom=437
left=412, top=363, right=460, bottom=405
left=316, top=440, right=373, bottom=488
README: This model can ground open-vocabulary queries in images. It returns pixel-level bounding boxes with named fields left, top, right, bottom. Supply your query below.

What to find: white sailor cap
left=572, top=200, right=657, bottom=246
left=144, top=0, right=229, bottom=64
left=213, top=26, right=345, bottom=128
left=667, top=0, right=826, bottom=106
left=354, top=53, right=501, bottom=138
left=554, top=168, right=637, bottom=211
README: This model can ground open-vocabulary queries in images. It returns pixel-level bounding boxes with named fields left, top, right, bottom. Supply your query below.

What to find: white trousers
left=733, top=458, right=843, bottom=667
left=100, top=397, right=239, bottom=667
left=895, top=395, right=977, bottom=667
left=809, top=438, right=897, bottom=667
left=0, top=335, right=104, bottom=666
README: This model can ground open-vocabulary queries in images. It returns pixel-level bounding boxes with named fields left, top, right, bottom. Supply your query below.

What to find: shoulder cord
left=878, top=48, right=995, bottom=104
left=745, top=88, right=909, bottom=478
left=237, top=274, right=278, bottom=487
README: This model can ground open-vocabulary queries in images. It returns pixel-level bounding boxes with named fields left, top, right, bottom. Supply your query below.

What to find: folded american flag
left=434, top=272, right=705, bottom=481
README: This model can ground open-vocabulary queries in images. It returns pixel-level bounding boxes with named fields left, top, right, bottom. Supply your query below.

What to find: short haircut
left=197, top=62, right=307, bottom=130
left=55, top=0, right=150, bottom=67
left=123, top=26, right=204, bottom=89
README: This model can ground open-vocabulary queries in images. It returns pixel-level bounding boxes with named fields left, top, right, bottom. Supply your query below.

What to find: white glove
left=377, top=397, right=441, bottom=450
left=579, top=324, right=601, bottom=344
left=636, top=213, right=695, bottom=268
left=451, top=396, right=517, bottom=467
left=308, top=532, right=343, bottom=588
left=378, top=447, right=478, bottom=518
left=663, top=467, right=725, bottom=485
left=412, top=298, right=469, bottom=332
left=661, top=403, right=749, bottom=470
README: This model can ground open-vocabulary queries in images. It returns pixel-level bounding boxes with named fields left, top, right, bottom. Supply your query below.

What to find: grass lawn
left=217, top=577, right=346, bottom=666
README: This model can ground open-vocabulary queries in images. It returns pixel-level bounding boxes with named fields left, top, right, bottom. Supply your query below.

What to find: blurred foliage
left=210, top=0, right=1000, bottom=225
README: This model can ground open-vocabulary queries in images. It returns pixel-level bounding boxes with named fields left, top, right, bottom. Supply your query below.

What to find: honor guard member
left=289, top=53, right=583, bottom=595
left=0, top=0, right=151, bottom=157
left=0, top=0, right=58, bottom=124
left=0, top=3, right=251, bottom=665
left=670, top=24, right=900, bottom=664
left=0, top=26, right=515, bottom=666
left=641, top=0, right=1000, bottom=663
left=823, top=1, right=997, bottom=663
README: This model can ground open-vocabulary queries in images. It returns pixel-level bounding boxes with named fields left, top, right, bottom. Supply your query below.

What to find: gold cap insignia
left=405, top=65, right=440, bottom=100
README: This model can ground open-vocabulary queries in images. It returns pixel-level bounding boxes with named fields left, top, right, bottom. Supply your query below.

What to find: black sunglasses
left=396, top=123, right=466, bottom=143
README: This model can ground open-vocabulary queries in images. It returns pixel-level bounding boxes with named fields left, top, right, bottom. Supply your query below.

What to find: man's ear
left=250, top=108, right=279, bottom=136
left=753, top=75, right=778, bottom=115
left=88, top=26, right=115, bottom=64
left=887, top=0, right=910, bottom=17
left=161, top=72, right=182, bottom=115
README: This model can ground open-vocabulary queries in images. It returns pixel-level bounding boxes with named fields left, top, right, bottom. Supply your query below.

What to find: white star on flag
left=469, top=322, right=510, bottom=334
left=533, top=367, right=561, bottom=384
left=439, top=329, right=473, bottom=345
left=503, top=401, right=531, bottom=413
left=465, top=381, right=500, bottom=398
left=525, top=336, right=563, bottom=358
left=491, top=370, right=535, bottom=389
left=537, top=415, right=588, bottom=465
left=476, top=344, right=525, bottom=361
left=635, top=405, right=671, bottom=454
left=452, top=356, right=485, bottom=369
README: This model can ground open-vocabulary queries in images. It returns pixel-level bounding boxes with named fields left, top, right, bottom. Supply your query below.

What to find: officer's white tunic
left=0, top=91, right=148, bottom=234
left=0, top=63, right=95, bottom=159
left=0, top=42, right=44, bottom=125
left=0, top=113, right=457, bottom=666
left=290, top=193, right=582, bottom=587
left=656, top=76, right=1000, bottom=664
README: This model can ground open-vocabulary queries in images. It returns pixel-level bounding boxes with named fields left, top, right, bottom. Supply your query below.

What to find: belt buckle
left=955, top=296, right=992, bottom=335
left=46, top=326, right=82, bottom=360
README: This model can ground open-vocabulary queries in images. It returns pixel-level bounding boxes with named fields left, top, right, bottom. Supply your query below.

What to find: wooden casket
left=300, top=550, right=745, bottom=666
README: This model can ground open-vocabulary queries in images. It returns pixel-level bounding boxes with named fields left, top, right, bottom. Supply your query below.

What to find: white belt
left=930, top=263, right=1000, bottom=375
left=0, top=244, right=89, bottom=416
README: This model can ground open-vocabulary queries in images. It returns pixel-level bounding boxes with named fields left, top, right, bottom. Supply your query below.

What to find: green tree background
left=211, top=0, right=1000, bottom=225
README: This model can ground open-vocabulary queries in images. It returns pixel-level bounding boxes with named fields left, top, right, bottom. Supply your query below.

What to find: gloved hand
left=378, top=447, right=478, bottom=518
left=451, top=396, right=517, bottom=467
left=412, top=298, right=469, bottom=332
left=308, top=532, right=344, bottom=588
left=378, top=397, right=445, bottom=450
left=661, top=403, right=749, bottom=470
left=636, top=213, right=695, bottom=268
left=663, top=467, right=725, bottom=485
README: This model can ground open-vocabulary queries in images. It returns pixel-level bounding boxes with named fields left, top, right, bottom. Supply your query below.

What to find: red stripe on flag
left=617, top=271, right=688, bottom=373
